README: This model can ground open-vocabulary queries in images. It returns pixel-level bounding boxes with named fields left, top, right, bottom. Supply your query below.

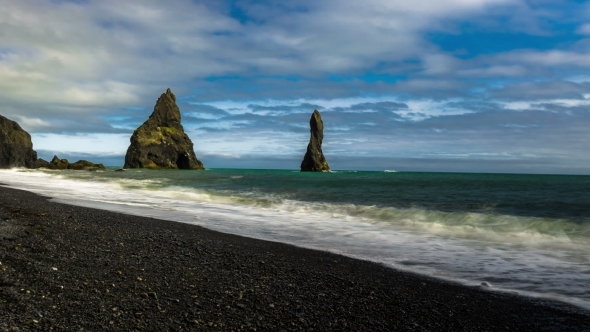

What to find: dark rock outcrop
left=0, top=114, right=37, bottom=168
left=68, top=160, right=106, bottom=171
left=124, top=88, right=204, bottom=170
left=35, top=158, right=50, bottom=169
left=50, top=155, right=69, bottom=170
left=301, top=110, right=330, bottom=172
left=36, top=155, right=105, bottom=171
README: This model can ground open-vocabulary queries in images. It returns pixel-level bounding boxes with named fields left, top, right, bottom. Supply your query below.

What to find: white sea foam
left=0, top=168, right=589, bottom=311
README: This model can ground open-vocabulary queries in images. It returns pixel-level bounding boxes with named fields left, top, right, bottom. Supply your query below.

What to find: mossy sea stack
left=300, top=110, right=330, bottom=172
left=0, top=114, right=37, bottom=168
left=124, top=89, right=204, bottom=170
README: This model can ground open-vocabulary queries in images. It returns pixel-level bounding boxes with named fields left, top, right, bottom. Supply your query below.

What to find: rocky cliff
left=300, top=110, right=330, bottom=172
left=0, top=114, right=37, bottom=168
left=124, top=89, right=204, bottom=170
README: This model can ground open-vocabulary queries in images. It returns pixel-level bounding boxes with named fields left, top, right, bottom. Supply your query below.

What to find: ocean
left=1, top=168, right=589, bottom=310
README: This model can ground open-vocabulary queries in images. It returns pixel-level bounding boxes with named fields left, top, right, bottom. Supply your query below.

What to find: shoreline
left=1, top=185, right=589, bottom=331
left=42, top=194, right=590, bottom=313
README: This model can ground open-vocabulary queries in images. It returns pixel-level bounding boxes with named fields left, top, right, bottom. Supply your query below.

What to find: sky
left=1, top=0, right=589, bottom=173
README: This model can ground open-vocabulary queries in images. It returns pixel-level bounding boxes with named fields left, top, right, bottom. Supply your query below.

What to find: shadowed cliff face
left=124, top=89, right=204, bottom=170
left=0, top=115, right=37, bottom=169
left=301, top=110, right=330, bottom=172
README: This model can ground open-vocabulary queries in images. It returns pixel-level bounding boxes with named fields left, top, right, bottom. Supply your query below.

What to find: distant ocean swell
left=0, top=168, right=589, bottom=310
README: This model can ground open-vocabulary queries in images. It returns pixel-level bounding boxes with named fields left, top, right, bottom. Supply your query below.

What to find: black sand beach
left=0, top=186, right=589, bottom=331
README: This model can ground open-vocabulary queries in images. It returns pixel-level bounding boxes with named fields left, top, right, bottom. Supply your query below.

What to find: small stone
left=140, top=293, right=149, bottom=298
left=51, top=267, right=58, bottom=271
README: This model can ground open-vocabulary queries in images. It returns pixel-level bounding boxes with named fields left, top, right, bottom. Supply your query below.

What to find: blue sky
left=1, top=0, right=589, bottom=173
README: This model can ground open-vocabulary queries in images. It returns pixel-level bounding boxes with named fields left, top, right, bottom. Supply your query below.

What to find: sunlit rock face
left=0, top=114, right=37, bottom=169
left=301, top=110, right=330, bottom=172
left=124, top=88, right=204, bottom=170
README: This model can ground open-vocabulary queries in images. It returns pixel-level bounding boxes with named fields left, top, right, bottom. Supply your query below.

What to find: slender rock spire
left=300, top=110, right=330, bottom=172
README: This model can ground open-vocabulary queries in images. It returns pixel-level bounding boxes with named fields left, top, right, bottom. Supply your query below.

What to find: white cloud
left=576, top=23, right=590, bottom=35
left=0, top=0, right=517, bottom=112
left=503, top=99, right=590, bottom=111
left=507, top=50, right=590, bottom=67
left=565, top=75, right=590, bottom=83
left=31, top=133, right=131, bottom=154
left=422, top=54, right=461, bottom=75
left=0, top=0, right=241, bottom=109
left=13, top=116, right=51, bottom=131
left=458, top=65, right=527, bottom=77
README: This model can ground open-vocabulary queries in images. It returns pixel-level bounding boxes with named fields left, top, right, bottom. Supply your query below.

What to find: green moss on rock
left=161, top=127, right=176, bottom=135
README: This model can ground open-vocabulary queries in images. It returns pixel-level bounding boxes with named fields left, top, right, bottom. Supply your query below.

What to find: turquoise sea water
left=1, top=168, right=589, bottom=309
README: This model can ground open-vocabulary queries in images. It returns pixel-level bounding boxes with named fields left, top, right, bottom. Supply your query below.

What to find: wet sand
left=0, top=186, right=588, bottom=331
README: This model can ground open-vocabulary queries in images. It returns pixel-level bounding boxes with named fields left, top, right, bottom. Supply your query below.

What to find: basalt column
left=300, top=110, right=330, bottom=172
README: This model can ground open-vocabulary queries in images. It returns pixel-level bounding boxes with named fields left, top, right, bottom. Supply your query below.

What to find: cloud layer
left=0, top=0, right=588, bottom=173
